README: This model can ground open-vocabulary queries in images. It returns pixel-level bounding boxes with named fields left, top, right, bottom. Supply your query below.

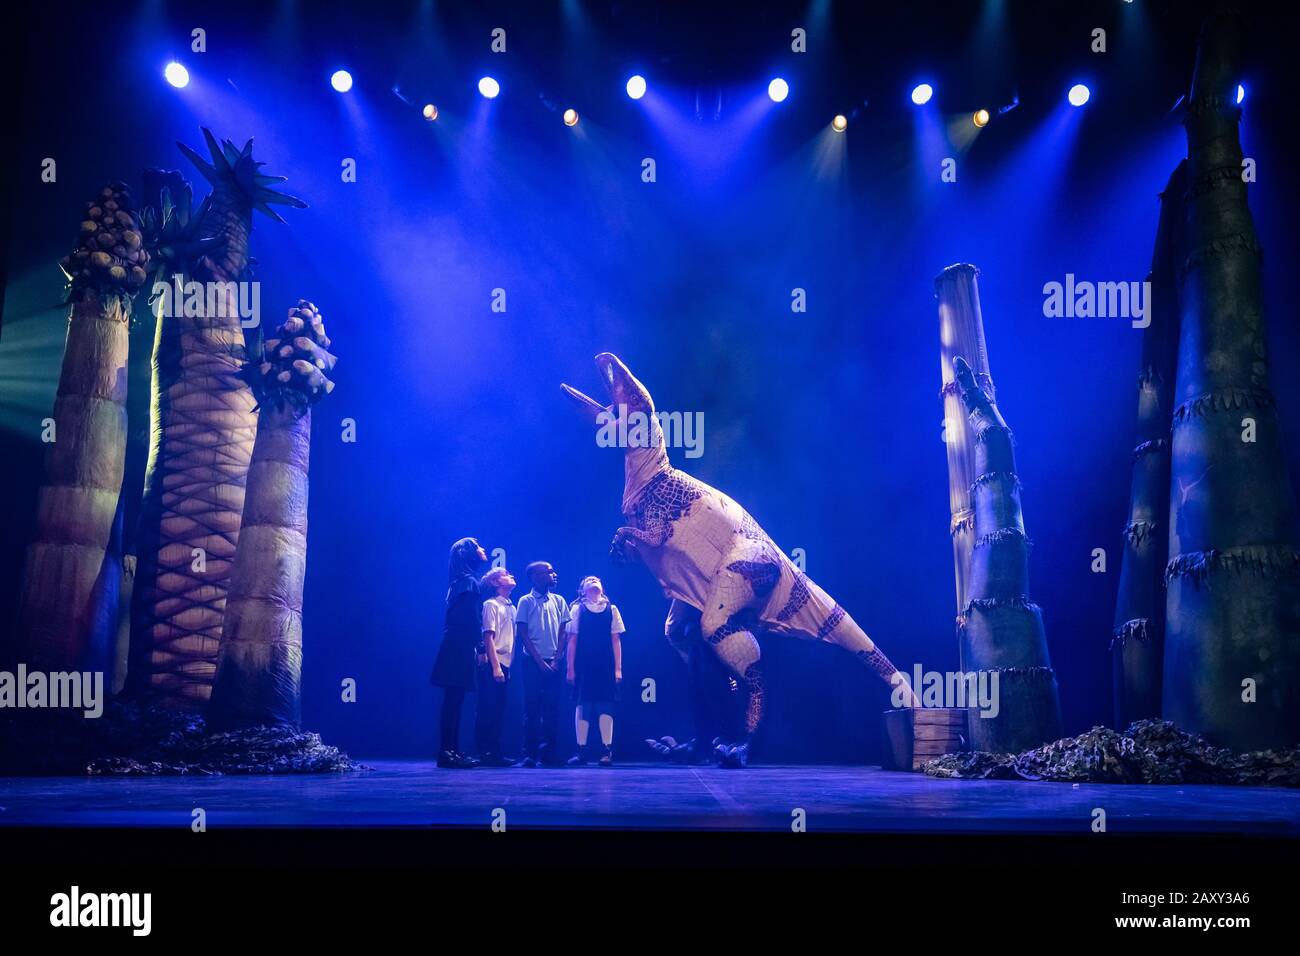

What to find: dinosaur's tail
left=790, top=577, right=922, bottom=707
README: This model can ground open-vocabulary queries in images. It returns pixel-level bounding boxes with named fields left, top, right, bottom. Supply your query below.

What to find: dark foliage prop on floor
left=0, top=699, right=360, bottom=776
left=924, top=719, right=1300, bottom=787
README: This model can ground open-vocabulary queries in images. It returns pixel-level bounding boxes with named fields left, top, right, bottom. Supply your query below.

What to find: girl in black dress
left=566, top=576, right=625, bottom=767
left=432, top=537, right=487, bottom=769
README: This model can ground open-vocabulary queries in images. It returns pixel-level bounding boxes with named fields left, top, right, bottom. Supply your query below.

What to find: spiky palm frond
left=177, top=128, right=309, bottom=223
left=138, top=169, right=220, bottom=305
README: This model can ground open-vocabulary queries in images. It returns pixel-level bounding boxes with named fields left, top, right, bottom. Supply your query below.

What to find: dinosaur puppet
left=563, top=353, right=921, bottom=762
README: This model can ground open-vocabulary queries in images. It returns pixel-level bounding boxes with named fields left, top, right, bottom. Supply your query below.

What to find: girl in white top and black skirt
left=565, top=576, right=625, bottom=767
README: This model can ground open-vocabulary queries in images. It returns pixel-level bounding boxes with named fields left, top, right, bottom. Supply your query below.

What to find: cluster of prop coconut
left=59, top=183, right=150, bottom=296
left=249, top=299, right=337, bottom=410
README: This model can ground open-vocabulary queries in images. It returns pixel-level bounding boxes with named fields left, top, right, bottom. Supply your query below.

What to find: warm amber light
left=831, top=114, right=848, bottom=132
left=422, top=104, right=438, bottom=121
left=563, top=108, right=579, bottom=126
left=973, top=109, right=990, bottom=128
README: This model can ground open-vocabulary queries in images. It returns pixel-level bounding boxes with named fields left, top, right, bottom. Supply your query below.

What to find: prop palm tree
left=15, top=184, right=149, bottom=672
left=1110, top=161, right=1185, bottom=727
left=952, top=356, right=1063, bottom=753
left=208, top=300, right=336, bottom=730
left=1164, top=10, right=1300, bottom=750
left=130, top=130, right=306, bottom=708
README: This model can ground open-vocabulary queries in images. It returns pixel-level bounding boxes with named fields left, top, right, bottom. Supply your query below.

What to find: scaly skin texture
left=563, top=354, right=921, bottom=750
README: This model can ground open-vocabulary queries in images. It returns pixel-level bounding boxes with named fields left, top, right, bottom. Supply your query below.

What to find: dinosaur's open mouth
left=560, top=382, right=608, bottom=423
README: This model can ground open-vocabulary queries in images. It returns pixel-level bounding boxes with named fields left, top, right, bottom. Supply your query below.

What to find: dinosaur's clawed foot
left=714, top=739, right=750, bottom=769
left=645, top=735, right=678, bottom=757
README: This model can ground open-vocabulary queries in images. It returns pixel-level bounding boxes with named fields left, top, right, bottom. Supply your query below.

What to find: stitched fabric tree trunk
left=935, top=262, right=995, bottom=646
left=1164, top=10, right=1300, bottom=750
left=1111, top=161, right=1186, bottom=728
left=952, top=356, right=1063, bottom=753
left=208, top=301, right=335, bottom=729
left=130, top=130, right=305, bottom=708
left=14, top=183, right=148, bottom=674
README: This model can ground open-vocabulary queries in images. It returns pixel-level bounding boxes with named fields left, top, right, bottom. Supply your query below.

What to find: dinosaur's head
left=561, top=352, right=656, bottom=426
left=562, top=353, right=669, bottom=507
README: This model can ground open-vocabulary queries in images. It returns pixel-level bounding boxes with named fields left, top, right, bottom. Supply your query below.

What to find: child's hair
left=481, top=567, right=511, bottom=591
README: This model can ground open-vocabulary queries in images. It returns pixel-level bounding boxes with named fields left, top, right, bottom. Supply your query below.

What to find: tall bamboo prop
left=1164, top=9, right=1300, bottom=750
left=130, top=130, right=305, bottom=708
left=952, top=356, right=1063, bottom=753
left=935, top=263, right=994, bottom=640
left=14, top=183, right=149, bottom=673
left=208, top=301, right=335, bottom=729
left=1110, top=161, right=1186, bottom=728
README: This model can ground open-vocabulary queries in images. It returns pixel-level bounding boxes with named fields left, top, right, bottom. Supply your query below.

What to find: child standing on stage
left=566, top=575, right=625, bottom=767
left=476, top=567, right=517, bottom=766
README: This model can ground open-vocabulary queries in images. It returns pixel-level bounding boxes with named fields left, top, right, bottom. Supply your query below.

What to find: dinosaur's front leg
left=609, top=525, right=666, bottom=564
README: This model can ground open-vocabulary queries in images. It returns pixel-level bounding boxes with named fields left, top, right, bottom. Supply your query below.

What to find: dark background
left=1, top=0, right=1298, bottom=763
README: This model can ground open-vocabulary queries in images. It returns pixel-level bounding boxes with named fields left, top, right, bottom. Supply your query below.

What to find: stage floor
left=3, top=761, right=1299, bottom=834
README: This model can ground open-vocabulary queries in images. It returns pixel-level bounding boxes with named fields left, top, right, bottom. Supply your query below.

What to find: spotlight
left=563, top=108, right=579, bottom=127
left=768, top=78, right=789, bottom=103
left=911, top=83, right=933, bottom=106
left=478, top=76, right=500, bottom=99
left=626, top=75, right=647, bottom=100
left=1236, top=83, right=1245, bottom=104
left=973, top=108, right=990, bottom=128
left=1068, top=83, right=1090, bottom=107
left=164, top=62, right=190, bottom=89
left=831, top=114, right=847, bottom=133
left=422, top=104, right=438, bottom=121
left=331, top=70, right=353, bottom=93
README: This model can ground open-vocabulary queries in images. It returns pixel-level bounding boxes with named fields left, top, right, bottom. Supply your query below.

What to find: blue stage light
left=626, top=75, right=647, bottom=100
left=164, top=62, right=190, bottom=89
left=1236, top=84, right=1245, bottom=104
left=1068, top=84, right=1090, bottom=107
left=768, top=78, right=789, bottom=103
left=331, top=70, right=353, bottom=93
left=478, top=76, right=500, bottom=99
left=911, top=83, right=933, bottom=106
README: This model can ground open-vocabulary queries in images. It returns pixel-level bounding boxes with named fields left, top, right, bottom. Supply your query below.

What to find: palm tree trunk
left=1110, top=161, right=1186, bottom=728
left=15, top=184, right=147, bottom=674
left=209, top=301, right=335, bottom=729
left=129, top=180, right=258, bottom=708
left=1164, top=9, right=1300, bottom=750
left=935, top=263, right=994, bottom=640
left=952, top=356, right=1063, bottom=753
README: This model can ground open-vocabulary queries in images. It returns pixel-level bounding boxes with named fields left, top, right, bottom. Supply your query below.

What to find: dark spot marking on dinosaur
left=857, top=646, right=897, bottom=681
left=631, top=471, right=704, bottom=544
left=776, top=572, right=811, bottom=622
left=707, top=610, right=758, bottom=646
left=725, top=560, right=780, bottom=598
left=817, top=604, right=846, bottom=640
